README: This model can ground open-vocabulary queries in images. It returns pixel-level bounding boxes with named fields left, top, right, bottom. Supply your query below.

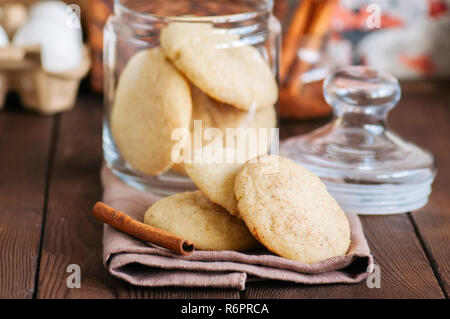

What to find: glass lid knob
left=323, top=66, right=401, bottom=118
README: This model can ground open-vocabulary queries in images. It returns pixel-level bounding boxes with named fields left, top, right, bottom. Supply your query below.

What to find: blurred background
left=86, top=0, right=450, bottom=119
left=0, top=0, right=448, bottom=117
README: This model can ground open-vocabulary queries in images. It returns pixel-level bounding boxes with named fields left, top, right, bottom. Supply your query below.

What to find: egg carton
left=0, top=44, right=90, bottom=114
left=0, top=1, right=90, bottom=115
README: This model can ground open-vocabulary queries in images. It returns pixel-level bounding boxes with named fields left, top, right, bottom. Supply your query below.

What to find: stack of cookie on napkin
left=145, top=153, right=351, bottom=264
left=101, top=161, right=373, bottom=289
left=102, top=153, right=373, bottom=289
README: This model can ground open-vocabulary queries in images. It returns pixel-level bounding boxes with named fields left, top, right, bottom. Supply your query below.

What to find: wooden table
left=0, top=81, right=449, bottom=299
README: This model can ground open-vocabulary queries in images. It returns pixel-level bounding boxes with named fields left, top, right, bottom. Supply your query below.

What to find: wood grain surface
left=0, top=103, right=54, bottom=298
left=390, top=88, right=450, bottom=298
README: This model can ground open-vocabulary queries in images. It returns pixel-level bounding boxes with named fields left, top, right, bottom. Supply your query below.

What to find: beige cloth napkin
left=101, top=165, right=373, bottom=290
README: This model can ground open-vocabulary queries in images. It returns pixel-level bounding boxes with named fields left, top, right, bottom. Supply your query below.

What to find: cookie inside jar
left=104, top=0, right=280, bottom=194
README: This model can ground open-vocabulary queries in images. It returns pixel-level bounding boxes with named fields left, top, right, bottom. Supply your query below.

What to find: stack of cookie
left=110, top=22, right=278, bottom=176
left=145, top=153, right=351, bottom=264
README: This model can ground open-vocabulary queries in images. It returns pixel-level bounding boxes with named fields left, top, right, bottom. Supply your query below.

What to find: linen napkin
left=101, top=165, right=373, bottom=290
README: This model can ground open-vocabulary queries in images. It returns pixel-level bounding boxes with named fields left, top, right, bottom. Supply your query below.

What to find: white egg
left=30, top=1, right=73, bottom=23
left=13, top=18, right=82, bottom=72
left=28, top=0, right=82, bottom=42
left=0, top=25, right=9, bottom=46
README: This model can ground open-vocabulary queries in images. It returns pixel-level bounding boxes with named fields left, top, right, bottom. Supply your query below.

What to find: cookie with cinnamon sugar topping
left=234, top=155, right=351, bottom=263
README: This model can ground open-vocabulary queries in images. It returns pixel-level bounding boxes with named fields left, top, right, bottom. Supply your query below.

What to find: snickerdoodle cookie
left=234, top=155, right=351, bottom=264
left=184, top=146, right=250, bottom=217
left=110, top=47, right=192, bottom=175
left=172, top=86, right=276, bottom=177
left=143, top=190, right=259, bottom=251
left=190, top=85, right=277, bottom=135
left=160, top=22, right=278, bottom=111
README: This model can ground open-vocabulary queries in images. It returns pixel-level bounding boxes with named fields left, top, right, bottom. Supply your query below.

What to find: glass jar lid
left=281, top=66, right=436, bottom=215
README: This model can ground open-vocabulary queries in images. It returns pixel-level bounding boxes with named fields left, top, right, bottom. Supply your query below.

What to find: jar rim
left=114, top=0, right=274, bottom=23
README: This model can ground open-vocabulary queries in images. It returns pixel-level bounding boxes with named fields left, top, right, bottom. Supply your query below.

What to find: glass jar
left=103, top=0, right=280, bottom=195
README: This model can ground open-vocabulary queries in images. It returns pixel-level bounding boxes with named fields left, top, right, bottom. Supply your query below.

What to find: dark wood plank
left=245, top=82, right=449, bottom=299
left=0, top=105, right=54, bottom=298
left=36, top=95, right=239, bottom=298
left=34, top=96, right=114, bottom=298
left=389, top=87, right=450, bottom=297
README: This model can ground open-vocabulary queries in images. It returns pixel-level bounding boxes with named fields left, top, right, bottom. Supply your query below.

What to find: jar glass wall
left=103, top=0, right=280, bottom=195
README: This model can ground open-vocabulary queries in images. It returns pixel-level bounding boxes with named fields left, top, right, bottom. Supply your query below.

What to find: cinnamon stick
left=280, top=0, right=314, bottom=83
left=291, top=0, right=336, bottom=87
left=307, top=0, right=336, bottom=37
left=280, top=0, right=336, bottom=119
left=92, top=202, right=195, bottom=255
